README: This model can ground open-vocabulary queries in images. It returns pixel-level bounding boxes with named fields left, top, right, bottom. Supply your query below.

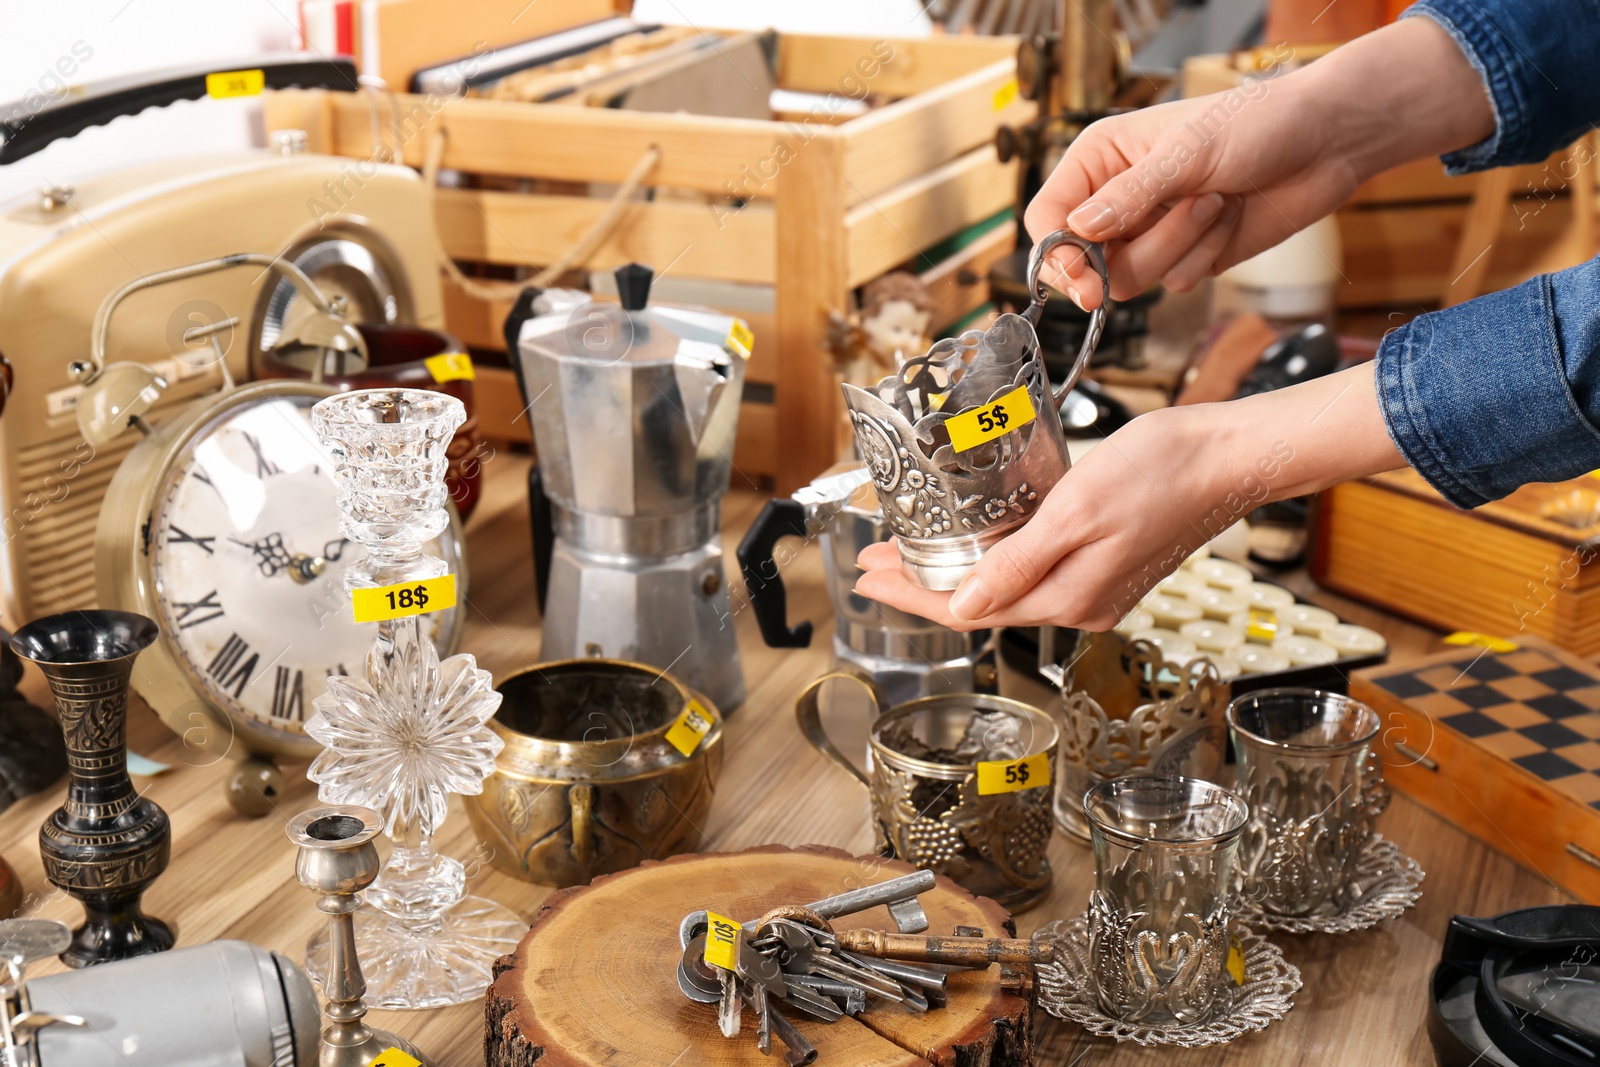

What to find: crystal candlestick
left=302, top=389, right=521, bottom=1009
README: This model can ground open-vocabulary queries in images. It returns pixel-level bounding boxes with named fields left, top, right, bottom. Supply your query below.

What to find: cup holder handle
left=1024, top=228, right=1112, bottom=409
left=795, top=667, right=885, bottom=787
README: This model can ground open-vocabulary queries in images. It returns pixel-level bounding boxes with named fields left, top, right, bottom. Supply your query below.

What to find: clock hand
left=230, top=532, right=293, bottom=578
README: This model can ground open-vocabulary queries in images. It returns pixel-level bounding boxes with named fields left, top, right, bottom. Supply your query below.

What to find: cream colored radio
left=0, top=58, right=444, bottom=624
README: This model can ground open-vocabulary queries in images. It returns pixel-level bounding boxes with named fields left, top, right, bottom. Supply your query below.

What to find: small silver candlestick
left=287, top=805, right=431, bottom=1067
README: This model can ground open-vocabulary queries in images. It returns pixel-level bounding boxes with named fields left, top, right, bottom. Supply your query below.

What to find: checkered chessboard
left=1366, top=642, right=1600, bottom=811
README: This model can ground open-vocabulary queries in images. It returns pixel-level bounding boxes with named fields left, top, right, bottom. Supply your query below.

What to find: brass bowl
left=464, top=658, right=724, bottom=888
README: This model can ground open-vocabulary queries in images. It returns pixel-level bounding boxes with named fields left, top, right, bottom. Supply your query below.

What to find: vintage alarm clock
left=82, top=253, right=464, bottom=815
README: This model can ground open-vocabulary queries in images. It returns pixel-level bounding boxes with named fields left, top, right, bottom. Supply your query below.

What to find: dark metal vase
left=9, top=610, right=174, bottom=967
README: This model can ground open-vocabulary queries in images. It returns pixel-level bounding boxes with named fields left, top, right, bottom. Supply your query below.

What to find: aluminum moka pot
left=738, top=462, right=997, bottom=707
left=839, top=230, right=1110, bottom=589
left=512, top=264, right=749, bottom=711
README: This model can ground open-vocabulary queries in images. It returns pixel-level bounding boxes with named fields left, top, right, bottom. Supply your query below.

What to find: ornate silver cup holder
left=1235, top=833, right=1425, bottom=935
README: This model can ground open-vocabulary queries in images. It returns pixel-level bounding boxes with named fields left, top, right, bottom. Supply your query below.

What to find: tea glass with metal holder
left=796, top=668, right=1058, bottom=910
left=838, top=229, right=1110, bottom=590
left=1228, top=688, right=1421, bottom=932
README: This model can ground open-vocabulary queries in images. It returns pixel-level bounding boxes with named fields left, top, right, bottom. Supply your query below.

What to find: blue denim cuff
left=1403, top=2, right=1521, bottom=174
left=1376, top=273, right=1600, bottom=508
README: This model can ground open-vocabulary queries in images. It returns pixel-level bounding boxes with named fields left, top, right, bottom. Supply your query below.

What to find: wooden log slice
left=485, top=844, right=1035, bottom=1067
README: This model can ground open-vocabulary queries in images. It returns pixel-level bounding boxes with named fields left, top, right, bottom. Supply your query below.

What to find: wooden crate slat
left=436, top=188, right=776, bottom=283
left=919, top=222, right=1014, bottom=332
left=839, top=58, right=1031, bottom=206
left=363, top=0, right=618, bottom=92
left=314, top=92, right=781, bottom=194
left=775, top=129, right=849, bottom=494
left=775, top=34, right=1017, bottom=97
left=844, top=145, right=1014, bottom=288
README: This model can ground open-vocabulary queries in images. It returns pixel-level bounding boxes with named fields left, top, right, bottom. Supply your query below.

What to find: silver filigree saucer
left=1237, top=833, right=1425, bottom=935
left=1035, top=914, right=1302, bottom=1047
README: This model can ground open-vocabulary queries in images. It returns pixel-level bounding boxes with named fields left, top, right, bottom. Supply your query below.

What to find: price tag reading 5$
left=665, top=698, right=715, bottom=757
left=351, top=574, right=457, bottom=623
left=366, top=1049, right=422, bottom=1067
left=976, top=751, right=1051, bottom=795
left=703, top=911, right=740, bottom=971
left=425, top=351, right=475, bottom=382
left=946, top=385, right=1037, bottom=453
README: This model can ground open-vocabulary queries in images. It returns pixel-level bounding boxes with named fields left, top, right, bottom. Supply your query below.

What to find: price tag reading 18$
left=664, top=698, right=715, bottom=757
left=946, top=384, right=1037, bottom=453
left=703, top=911, right=740, bottom=971
left=366, top=1049, right=422, bottom=1067
left=351, top=574, right=458, bottom=624
left=976, top=751, right=1051, bottom=795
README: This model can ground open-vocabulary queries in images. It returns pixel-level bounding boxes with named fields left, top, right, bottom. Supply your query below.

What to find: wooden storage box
left=1312, top=469, right=1600, bottom=655
left=1353, top=640, right=1600, bottom=904
left=265, top=25, right=1031, bottom=490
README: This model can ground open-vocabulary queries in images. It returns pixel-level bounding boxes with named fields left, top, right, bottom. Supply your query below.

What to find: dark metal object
left=10, top=611, right=173, bottom=968
left=1429, top=905, right=1600, bottom=1067
left=0, top=630, right=66, bottom=815
left=1235, top=324, right=1341, bottom=398
left=0, top=56, right=358, bottom=165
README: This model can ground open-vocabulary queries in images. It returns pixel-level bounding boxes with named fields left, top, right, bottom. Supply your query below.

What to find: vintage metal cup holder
left=839, top=230, right=1111, bottom=589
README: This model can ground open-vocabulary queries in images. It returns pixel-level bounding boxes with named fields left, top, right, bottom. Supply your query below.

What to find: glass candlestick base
left=305, top=897, right=523, bottom=1010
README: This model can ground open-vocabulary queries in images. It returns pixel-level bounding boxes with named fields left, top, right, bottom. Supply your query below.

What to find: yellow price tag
left=992, top=77, right=1019, bottom=111
left=206, top=68, right=266, bottom=99
left=1245, top=608, right=1279, bottom=643
left=366, top=1049, right=422, bottom=1067
left=1443, top=631, right=1519, bottom=654
left=726, top=319, right=754, bottom=359
left=976, top=751, right=1051, bottom=795
left=665, top=698, right=715, bottom=757
left=704, top=911, right=740, bottom=971
left=425, top=351, right=475, bottom=382
left=351, top=574, right=457, bottom=624
left=1226, top=935, right=1246, bottom=985
left=946, top=385, right=1037, bottom=453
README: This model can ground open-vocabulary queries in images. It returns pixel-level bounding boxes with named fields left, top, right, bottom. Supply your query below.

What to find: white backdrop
left=0, top=0, right=932, bottom=203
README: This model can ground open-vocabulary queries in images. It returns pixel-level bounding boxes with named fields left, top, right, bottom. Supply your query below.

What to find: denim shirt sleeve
left=1376, top=256, right=1600, bottom=508
left=1404, top=0, right=1600, bottom=174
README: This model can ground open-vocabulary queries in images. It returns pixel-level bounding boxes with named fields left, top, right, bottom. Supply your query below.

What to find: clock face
left=148, top=392, right=459, bottom=739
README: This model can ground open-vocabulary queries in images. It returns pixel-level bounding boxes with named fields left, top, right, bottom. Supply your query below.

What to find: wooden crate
left=1353, top=641, right=1600, bottom=904
left=265, top=30, right=1031, bottom=490
left=1183, top=52, right=1597, bottom=310
left=1312, top=469, right=1600, bottom=655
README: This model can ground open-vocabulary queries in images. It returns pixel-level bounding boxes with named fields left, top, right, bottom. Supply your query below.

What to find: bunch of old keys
left=676, top=871, right=1053, bottom=1065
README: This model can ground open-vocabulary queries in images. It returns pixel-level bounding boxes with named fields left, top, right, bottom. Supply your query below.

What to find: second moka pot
left=512, top=264, right=748, bottom=711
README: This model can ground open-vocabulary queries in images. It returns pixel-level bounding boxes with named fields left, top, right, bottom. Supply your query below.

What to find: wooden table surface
left=0, top=452, right=1570, bottom=1066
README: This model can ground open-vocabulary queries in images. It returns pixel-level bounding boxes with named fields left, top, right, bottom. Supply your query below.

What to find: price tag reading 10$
left=945, top=384, right=1037, bottom=453
left=976, top=751, right=1051, bottom=795
left=703, top=911, right=740, bottom=971
left=665, top=698, right=715, bottom=757
left=351, top=574, right=458, bottom=624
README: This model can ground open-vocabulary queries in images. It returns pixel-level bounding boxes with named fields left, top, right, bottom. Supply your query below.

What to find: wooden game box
left=1313, top=469, right=1600, bottom=655
left=1352, top=638, right=1600, bottom=903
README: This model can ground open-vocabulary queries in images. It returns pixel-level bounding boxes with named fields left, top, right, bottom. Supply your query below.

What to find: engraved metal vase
left=1227, top=688, right=1390, bottom=918
left=797, top=668, right=1058, bottom=910
left=839, top=230, right=1110, bottom=589
left=1040, top=628, right=1229, bottom=842
left=10, top=610, right=174, bottom=967
left=1083, top=775, right=1249, bottom=1028
left=464, top=658, right=724, bottom=888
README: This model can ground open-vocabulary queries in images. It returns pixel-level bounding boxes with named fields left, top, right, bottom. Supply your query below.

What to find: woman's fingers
left=856, top=540, right=902, bottom=571
left=1107, top=193, right=1225, bottom=300
left=1161, top=195, right=1245, bottom=292
left=852, top=568, right=966, bottom=629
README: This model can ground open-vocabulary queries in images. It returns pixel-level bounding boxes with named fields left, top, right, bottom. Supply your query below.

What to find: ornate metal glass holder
left=1041, top=628, right=1229, bottom=842
left=9, top=611, right=173, bottom=967
left=839, top=229, right=1110, bottom=590
left=303, top=388, right=521, bottom=1009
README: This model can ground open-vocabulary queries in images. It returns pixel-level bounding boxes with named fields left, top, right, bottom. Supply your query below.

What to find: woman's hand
left=1033, top=17, right=1497, bottom=308
left=854, top=364, right=1407, bottom=631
